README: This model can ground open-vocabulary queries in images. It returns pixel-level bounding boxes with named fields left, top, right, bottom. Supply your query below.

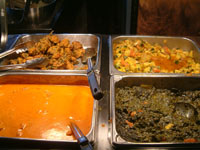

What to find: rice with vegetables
left=113, top=39, right=200, bottom=73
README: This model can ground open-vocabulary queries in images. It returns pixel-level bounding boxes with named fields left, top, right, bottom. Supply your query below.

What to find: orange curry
left=0, top=84, right=94, bottom=140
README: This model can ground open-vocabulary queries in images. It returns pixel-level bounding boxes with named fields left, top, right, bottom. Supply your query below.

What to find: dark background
left=5, top=0, right=200, bottom=36
left=6, top=0, right=138, bottom=34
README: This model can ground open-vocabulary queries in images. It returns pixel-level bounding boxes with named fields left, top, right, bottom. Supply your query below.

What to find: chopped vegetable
left=116, top=86, right=200, bottom=142
left=113, top=39, right=200, bottom=73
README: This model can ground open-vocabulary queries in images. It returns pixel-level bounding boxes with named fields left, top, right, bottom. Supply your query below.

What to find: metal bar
left=125, top=0, right=132, bottom=34
left=0, top=0, right=8, bottom=51
left=131, top=0, right=139, bottom=34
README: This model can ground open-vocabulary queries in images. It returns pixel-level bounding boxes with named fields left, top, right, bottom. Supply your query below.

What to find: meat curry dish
left=6, top=34, right=87, bottom=70
left=0, top=84, right=94, bottom=140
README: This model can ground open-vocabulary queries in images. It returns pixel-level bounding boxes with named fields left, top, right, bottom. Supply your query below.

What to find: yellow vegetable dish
left=113, top=39, right=200, bottom=74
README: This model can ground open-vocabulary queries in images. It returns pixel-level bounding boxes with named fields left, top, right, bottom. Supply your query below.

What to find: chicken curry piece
left=7, top=34, right=87, bottom=70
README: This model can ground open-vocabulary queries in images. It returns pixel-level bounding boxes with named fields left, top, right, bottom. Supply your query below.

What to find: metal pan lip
left=109, top=35, right=200, bottom=76
left=0, top=33, right=101, bottom=74
left=110, top=75, right=200, bottom=147
left=0, top=72, right=98, bottom=145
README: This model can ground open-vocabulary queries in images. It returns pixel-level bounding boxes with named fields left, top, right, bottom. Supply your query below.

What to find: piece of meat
left=49, top=35, right=60, bottom=43
left=73, top=48, right=85, bottom=58
left=72, top=41, right=83, bottom=50
left=65, top=60, right=74, bottom=70
left=47, top=46, right=59, bottom=55
left=59, top=39, right=70, bottom=47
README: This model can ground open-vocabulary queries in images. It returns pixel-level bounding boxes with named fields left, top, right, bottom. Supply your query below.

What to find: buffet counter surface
left=1, top=34, right=200, bottom=150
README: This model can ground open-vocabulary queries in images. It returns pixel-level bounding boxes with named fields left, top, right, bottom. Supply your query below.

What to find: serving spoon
left=81, top=47, right=97, bottom=64
left=0, top=57, right=46, bottom=71
left=174, top=102, right=198, bottom=121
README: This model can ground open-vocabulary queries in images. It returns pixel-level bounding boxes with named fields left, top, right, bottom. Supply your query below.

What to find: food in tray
left=6, top=34, right=87, bottom=70
left=0, top=84, right=93, bottom=140
left=115, top=85, right=200, bottom=142
left=113, top=39, right=200, bottom=73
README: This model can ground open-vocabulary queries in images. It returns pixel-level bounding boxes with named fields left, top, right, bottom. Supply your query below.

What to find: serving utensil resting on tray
left=82, top=47, right=97, bottom=64
left=70, top=121, right=93, bottom=150
left=87, top=58, right=103, bottom=100
left=174, top=102, right=198, bottom=121
left=0, top=41, right=35, bottom=59
left=0, top=57, right=46, bottom=71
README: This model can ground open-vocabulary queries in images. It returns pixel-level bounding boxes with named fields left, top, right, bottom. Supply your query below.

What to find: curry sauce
left=0, top=84, right=94, bottom=140
left=152, top=56, right=187, bottom=72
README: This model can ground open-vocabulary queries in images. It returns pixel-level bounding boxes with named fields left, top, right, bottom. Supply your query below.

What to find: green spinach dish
left=115, top=86, right=200, bottom=143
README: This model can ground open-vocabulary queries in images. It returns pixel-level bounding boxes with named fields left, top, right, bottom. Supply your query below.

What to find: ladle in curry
left=174, top=102, right=198, bottom=121
left=0, top=57, right=46, bottom=71
left=87, top=58, right=103, bottom=100
left=69, top=122, right=93, bottom=150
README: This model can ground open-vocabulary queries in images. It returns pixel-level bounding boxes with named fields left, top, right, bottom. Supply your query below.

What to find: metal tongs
left=0, top=40, right=35, bottom=60
left=70, top=122, right=93, bottom=150
left=0, top=57, right=46, bottom=71
left=87, top=58, right=103, bottom=100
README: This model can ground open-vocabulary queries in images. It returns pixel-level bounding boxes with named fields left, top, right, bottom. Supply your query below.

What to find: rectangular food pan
left=110, top=75, right=200, bottom=148
left=0, top=72, right=98, bottom=149
left=0, top=33, right=101, bottom=74
left=109, top=35, right=200, bottom=76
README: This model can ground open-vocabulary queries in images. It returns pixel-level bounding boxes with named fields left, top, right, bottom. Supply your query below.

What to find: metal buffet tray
left=1, top=35, right=200, bottom=150
left=0, top=33, right=101, bottom=74
left=109, top=35, right=200, bottom=76
left=0, top=72, right=98, bottom=149
left=110, top=75, right=200, bottom=148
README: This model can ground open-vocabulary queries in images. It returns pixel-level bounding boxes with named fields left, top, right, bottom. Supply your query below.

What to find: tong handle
left=0, top=64, right=25, bottom=71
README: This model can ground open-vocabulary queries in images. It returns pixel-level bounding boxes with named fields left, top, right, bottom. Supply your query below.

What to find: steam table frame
left=1, top=34, right=200, bottom=150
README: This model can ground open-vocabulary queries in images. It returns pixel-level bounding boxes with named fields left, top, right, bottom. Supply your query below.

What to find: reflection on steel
left=0, top=0, right=8, bottom=51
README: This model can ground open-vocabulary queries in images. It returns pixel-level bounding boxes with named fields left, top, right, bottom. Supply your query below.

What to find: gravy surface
left=0, top=84, right=94, bottom=140
left=152, top=56, right=187, bottom=72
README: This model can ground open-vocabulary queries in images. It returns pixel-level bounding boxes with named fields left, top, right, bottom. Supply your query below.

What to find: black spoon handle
left=87, top=58, right=103, bottom=100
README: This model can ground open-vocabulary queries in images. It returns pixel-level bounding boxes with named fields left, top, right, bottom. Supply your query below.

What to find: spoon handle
left=70, top=122, right=93, bottom=150
left=87, top=58, right=103, bottom=100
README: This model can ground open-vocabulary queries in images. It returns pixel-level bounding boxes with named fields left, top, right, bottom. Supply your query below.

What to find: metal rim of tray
left=0, top=72, right=98, bottom=147
left=0, top=33, right=102, bottom=74
left=109, top=35, right=200, bottom=76
left=109, top=75, right=200, bottom=148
